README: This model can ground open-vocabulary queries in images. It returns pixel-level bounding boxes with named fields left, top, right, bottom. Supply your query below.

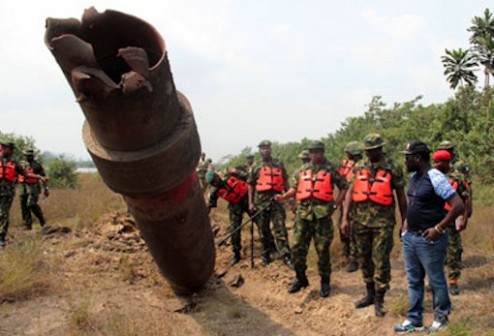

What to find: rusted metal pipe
left=44, top=7, right=215, bottom=293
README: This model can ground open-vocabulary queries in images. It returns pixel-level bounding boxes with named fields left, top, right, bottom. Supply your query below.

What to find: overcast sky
left=0, top=1, right=489, bottom=161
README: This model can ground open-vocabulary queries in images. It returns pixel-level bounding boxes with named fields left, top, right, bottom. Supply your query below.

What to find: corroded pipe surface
left=45, top=7, right=215, bottom=293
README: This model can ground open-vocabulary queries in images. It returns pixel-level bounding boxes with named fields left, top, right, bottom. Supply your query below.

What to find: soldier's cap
left=400, top=140, right=431, bottom=155
left=23, top=149, right=35, bottom=156
left=258, top=140, right=271, bottom=148
left=0, top=141, right=15, bottom=149
left=437, top=140, right=455, bottom=150
left=205, top=170, right=217, bottom=184
left=432, top=150, right=452, bottom=162
left=298, top=150, right=310, bottom=160
left=246, top=154, right=254, bottom=159
left=344, top=141, right=363, bottom=155
left=362, top=133, right=386, bottom=150
left=307, top=141, right=325, bottom=151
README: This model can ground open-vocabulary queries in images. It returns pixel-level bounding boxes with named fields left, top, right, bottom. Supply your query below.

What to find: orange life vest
left=255, top=166, right=284, bottom=192
left=352, top=169, right=393, bottom=206
left=339, top=159, right=355, bottom=182
left=218, top=176, right=249, bottom=204
left=18, top=166, right=38, bottom=184
left=296, top=169, right=334, bottom=202
left=0, top=159, right=17, bottom=182
left=444, top=178, right=459, bottom=211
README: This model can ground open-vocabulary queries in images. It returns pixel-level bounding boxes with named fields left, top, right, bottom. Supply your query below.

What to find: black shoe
left=355, top=283, right=375, bottom=308
left=230, top=253, right=241, bottom=266
left=320, top=282, right=330, bottom=298
left=288, top=274, right=309, bottom=294
left=345, top=260, right=358, bottom=273
left=374, top=291, right=386, bottom=317
left=449, top=283, right=460, bottom=295
left=261, top=255, right=271, bottom=267
left=282, top=254, right=293, bottom=269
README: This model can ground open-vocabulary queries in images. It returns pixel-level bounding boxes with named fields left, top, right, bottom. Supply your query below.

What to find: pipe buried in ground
left=44, top=7, right=215, bottom=293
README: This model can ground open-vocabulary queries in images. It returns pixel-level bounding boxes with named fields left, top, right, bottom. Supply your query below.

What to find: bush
left=46, top=157, right=78, bottom=188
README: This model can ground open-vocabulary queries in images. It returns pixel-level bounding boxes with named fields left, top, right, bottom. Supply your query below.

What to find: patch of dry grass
left=0, top=237, right=49, bottom=302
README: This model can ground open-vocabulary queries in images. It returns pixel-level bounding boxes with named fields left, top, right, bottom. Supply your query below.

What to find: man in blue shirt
left=394, top=141, right=463, bottom=334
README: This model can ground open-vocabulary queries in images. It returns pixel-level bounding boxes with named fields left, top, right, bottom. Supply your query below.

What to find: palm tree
left=468, top=8, right=494, bottom=89
left=441, top=48, right=478, bottom=89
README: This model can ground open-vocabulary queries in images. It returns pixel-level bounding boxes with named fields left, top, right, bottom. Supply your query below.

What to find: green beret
left=363, top=133, right=385, bottom=150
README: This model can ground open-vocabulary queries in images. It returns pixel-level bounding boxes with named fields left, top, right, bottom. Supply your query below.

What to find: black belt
left=409, top=230, right=424, bottom=236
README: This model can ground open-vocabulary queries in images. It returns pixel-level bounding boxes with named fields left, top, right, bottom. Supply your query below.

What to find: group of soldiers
left=201, top=134, right=472, bottom=317
left=0, top=141, right=49, bottom=247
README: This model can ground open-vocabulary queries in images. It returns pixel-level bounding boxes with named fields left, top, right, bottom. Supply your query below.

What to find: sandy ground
left=1, top=212, right=494, bottom=336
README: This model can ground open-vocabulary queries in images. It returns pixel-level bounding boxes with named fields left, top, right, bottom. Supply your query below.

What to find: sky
left=0, top=1, right=490, bottom=162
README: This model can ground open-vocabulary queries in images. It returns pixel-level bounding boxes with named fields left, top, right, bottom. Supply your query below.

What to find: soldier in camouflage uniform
left=276, top=141, right=348, bottom=297
left=433, top=148, right=471, bottom=296
left=298, top=150, right=310, bottom=165
left=248, top=140, right=292, bottom=267
left=338, top=141, right=363, bottom=273
left=0, top=142, right=47, bottom=247
left=19, top=149, right=49, bottom=230
left=341, top=134, right=407, bottom=317
left=206, top=166, right=250, bottom=266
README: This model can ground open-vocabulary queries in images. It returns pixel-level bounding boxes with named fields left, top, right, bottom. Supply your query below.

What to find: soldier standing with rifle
left=18, top=149, right=49, bottom=230
left=276, top=141, right=348, bottom=298
left=206, top=166, right=250, bottom=266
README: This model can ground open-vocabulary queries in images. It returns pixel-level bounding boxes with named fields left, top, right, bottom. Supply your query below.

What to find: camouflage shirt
left=451, top=157, right=472, bottom=186
left=20, top=160, right=46, bottom=196
left=291, top=159, right=348, bottom=221
left=447, top=170, right=469, bottom=201
left=350, top=156, right=405, bottom=228
left=248, top=158, right=289, bottom=206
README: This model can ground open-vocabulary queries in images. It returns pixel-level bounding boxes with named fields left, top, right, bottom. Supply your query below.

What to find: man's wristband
left=434, top=225, right=445, bottom=234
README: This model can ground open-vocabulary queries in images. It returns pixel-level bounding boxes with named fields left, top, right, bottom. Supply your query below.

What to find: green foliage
left=46, top=157, right=78, bottom=188
left=0, top=131, right=39, bottom=162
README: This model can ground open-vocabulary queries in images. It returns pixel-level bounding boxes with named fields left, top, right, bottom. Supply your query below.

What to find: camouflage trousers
left=20, top=185, right=46, bottom=229
left=228, top=200, right=250, bottom=254
left=354, top=222, right=394, bottom=291
left=446, top=225, right=463, bottom=281
left=255, top=201, right=290, bottom=257
left=292, top=215, right=334, bottom=278
left=0, top=194, right=15, bottom=242
left=338, top=210, right=357, bottom=260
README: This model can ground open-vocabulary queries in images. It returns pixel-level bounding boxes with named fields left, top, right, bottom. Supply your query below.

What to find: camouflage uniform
left=248, top=156, right=290, bottom=259
left=208, top=166, right=249, bottom=255
left=445, top=169, right=469, bottom=282
left=19, top=159, right=47, bottom=229
left=351, top=155, right=405, bottom=291
left=1, top=154, right=27, bottom=245
left=291, top=159, right=348, bottom=279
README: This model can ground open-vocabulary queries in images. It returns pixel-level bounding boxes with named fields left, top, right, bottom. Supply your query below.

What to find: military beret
left=432, top=150, right=452, bottom=162
left=258, top=140, right=271, bottom=148
left=307, top=141, right=325, bottom=151
left=23, top=149, right=35, bottom=156
left=362, top=133, right=385, bottom=150
left=437, top=141, right=455, bottom=150
left=401, top=140, right=431, bottom=155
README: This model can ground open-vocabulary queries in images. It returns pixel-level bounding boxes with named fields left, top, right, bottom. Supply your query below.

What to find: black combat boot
left=345, top=258, right=358, bottom=273
left=355, top=282, right=375, bottom=308
left=320, top=276, right=330, bottom=298
left=230, top=252, right=241, bottom=266
left=374, top=290, right=386, bottom=317
left=288, top=272, right=309, bottom=294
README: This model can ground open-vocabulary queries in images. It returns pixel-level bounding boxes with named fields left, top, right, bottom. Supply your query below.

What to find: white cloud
left=361, top=9, right=425, bottom=40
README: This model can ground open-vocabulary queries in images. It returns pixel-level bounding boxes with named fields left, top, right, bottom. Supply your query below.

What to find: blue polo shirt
left=407, top=168, right=457, bottom=232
